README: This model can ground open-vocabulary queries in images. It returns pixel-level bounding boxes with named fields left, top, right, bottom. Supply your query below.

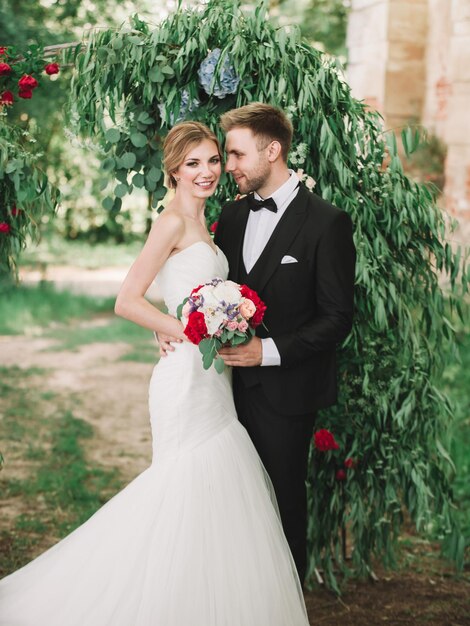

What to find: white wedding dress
left=0, top=241, right=309, bottom=626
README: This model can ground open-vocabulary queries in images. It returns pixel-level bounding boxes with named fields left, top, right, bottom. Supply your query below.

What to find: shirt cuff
left=261, top=338, right=281, bottom=366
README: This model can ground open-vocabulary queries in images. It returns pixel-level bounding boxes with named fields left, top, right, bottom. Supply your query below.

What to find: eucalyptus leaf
left=130, top=132, right=147, bottom=148
left=105, top=128, right=121, bottom=143
left=114, top=183, right=128, bottom=198
left=120, top=152, right=137, bottom=169
left=102, top=196, right=114, bottom=211
left=132, top=172, right=145, bottom=188
left=214, top=357, right=225, bottom=374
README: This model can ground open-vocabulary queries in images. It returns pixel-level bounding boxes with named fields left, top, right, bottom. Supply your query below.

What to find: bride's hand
left=155, top=322, right=186, bottom=357
left=155, top=333, right=179, bottom=357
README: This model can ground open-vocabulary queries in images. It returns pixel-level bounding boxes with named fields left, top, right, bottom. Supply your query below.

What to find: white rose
left=212, top=281, right=241, bottom=305
left=205, top=309, right=226, bottom=335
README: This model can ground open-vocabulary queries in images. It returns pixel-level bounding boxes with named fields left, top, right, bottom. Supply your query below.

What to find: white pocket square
left=281, top=255, right=298, bottom=264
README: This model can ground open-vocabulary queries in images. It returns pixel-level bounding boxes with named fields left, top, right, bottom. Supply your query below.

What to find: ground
left=1, top=316, right=468, bottom=625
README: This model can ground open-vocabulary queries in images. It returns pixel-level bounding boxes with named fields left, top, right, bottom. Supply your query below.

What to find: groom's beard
left=234, top=159, right=271, bottom=196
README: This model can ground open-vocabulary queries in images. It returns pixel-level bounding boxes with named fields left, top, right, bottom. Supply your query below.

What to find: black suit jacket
left=215, top=184, right=356, bottom=415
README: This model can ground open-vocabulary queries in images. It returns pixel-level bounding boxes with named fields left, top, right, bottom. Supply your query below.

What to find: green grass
left=0, top=365, right=123, bottom=576
left=19, top=233, right=142, bottom=270
left=43, top=308, right=159, bottom=363
left=0, top=281, right=159, bottom=362
left=45, top=315, right=154, bottom=350
left=0, top=282, right=115, bottom=335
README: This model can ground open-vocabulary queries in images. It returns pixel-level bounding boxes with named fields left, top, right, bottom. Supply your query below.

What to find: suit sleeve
left=273, top=211, right=356, bottom=368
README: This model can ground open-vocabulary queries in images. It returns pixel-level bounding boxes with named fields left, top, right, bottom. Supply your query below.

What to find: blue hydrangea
left=158, top=89, right=200, bottom=125
left=197, top=48, right=240, bottom=99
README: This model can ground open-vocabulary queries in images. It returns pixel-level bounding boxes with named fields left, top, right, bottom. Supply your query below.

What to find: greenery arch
left=2, top=0, right=468, bottom=591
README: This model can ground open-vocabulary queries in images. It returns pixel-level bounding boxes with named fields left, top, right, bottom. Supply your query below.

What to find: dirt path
left=0, top=333, right=155, bottom=481
left=18, top=265, right=160, bottom=299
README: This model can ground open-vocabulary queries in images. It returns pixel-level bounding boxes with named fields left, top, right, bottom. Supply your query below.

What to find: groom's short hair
left=220, top=103, right=293, bottom=162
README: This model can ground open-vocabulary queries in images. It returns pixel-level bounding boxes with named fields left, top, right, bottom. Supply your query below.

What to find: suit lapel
left=227, top=197, right=250, bottom=281
left=247, top=185, right=310, bottom=293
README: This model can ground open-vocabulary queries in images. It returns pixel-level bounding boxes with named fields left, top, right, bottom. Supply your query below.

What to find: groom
left=214, top=103, right=356, bottom=583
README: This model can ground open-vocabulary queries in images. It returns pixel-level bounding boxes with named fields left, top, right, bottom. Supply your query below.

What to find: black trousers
left=233, top=372, right=316, bottom=583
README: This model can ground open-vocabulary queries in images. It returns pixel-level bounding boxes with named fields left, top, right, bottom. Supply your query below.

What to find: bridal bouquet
left=177, top=278, right=266, bottom=373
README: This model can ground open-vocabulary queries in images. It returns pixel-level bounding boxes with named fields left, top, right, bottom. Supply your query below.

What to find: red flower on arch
left=314, top=429, right=340, bottom=452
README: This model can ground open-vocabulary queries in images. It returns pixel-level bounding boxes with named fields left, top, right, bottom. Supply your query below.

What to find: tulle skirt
left=0, top=416, right=309, bottom=625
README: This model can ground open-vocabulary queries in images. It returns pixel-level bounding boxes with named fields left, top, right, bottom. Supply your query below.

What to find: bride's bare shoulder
left=148, top=209, right=185, bottom=243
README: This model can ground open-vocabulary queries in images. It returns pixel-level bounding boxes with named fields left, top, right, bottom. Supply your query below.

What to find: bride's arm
left=114, top=213, right=186, bottom=339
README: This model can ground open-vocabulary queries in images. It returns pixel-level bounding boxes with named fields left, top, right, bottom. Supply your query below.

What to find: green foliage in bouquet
left=69, top=0, right=468, bottom=590
left=198, top=332, right=246, bottom=373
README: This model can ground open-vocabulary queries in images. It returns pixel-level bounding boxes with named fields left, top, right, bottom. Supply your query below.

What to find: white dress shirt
left=242, top=170, right=300, bottom=366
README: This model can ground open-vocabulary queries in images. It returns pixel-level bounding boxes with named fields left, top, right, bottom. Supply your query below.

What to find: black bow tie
left=246, top=194, right=278, bottom=213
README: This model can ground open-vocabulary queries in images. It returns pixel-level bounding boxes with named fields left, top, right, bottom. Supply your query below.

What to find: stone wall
left=443, top=0, right=470, bottom=225
left=347, top=0, right=470, bottom=237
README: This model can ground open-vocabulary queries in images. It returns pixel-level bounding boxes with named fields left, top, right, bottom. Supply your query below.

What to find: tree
left=0, top=0, right=173, bottom=271
left=67, top=0, right=467, bottom=590
left=277, top=0, right=351, bottom=57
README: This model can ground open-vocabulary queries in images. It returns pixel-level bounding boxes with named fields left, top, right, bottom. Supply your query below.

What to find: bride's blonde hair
left=163, top=121, right=222, bottom=189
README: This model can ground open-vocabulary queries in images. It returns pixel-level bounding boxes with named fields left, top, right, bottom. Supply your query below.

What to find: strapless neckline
left=168, top=240, right=219, bottom=261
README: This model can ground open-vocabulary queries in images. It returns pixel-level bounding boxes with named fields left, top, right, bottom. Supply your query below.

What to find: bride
left=0, top=121, right=309, bottom=625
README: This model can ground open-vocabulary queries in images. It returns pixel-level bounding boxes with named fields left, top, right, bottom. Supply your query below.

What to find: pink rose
left=239, top=298, right=256, bottom=319
left=227, top=320, right=238, bottom=331
left=0, top=222, right=11, bottom=233
left=238, top=320, right=248, bottom=332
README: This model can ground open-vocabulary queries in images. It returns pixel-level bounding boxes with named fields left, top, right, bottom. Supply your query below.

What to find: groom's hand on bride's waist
left=218, top=337, right=262, bottom=367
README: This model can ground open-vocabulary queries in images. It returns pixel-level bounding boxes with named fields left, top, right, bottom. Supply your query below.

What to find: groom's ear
left=266, top=141, right=282, bottom=163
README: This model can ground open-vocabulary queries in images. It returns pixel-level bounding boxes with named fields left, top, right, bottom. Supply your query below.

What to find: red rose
left=0, top=90, right=14, bottom=105
left=251, top=300, right=267, bottom=327
left=18, top=75, right=38, bottom=90
left=344, top=457, right=356, bottom=469
left=0, top=62, right=12, bottom=76
left=190, top=284, right=205, bottom=296
left=240, top=285, right=258, bottom=303
left=19, top=89, right=33, bottom=99
left=184, top=311, right=208, bottom=344
left=210, top=221, right=218, bottom=233
left=336, top=469, right=347, bottom=481
left=0, top=47, right=8, bottom=55
left=11, top=206, right=22, bottom=216
left=45, top=63, right=60, bottom=75
left=0, top=222, right=11, bottom=233
left=240, top=284, right=266, bottom=327
left=314, top=428, right=340, bottom=452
